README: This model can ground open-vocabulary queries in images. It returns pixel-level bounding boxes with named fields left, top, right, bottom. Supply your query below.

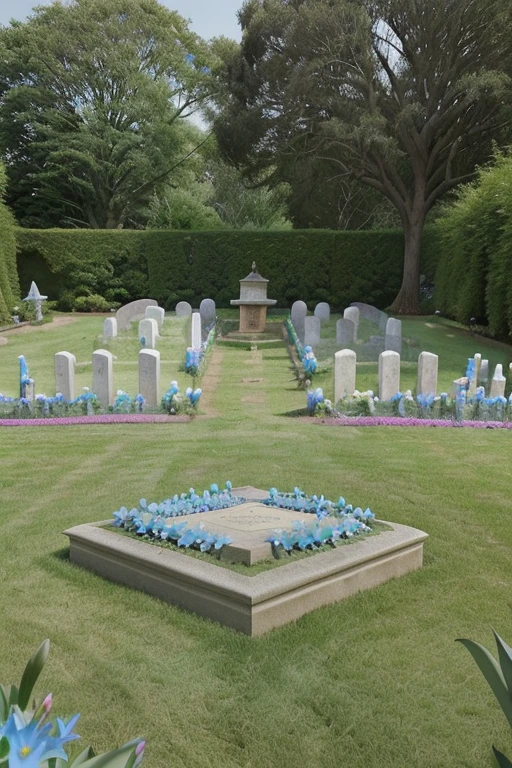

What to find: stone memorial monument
left=23, top=281, right=47, bottom=322
left=230, top=262, right=277, bottom=333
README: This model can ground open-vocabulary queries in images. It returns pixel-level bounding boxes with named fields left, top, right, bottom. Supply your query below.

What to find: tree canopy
left=0, top=0, right=215, bottom=229
left=214, top=0, right=512, bottom=312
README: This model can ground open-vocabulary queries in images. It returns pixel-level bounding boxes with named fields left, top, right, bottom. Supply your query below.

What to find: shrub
left=73, top=294, right=111, bottom=312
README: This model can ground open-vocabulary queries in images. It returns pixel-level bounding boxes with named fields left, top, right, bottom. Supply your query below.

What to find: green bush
left=73, top=294, right=112, bottom=312
left=0, top=163, right=19, bottom=323
left=15, top=227, right=437, bottom=311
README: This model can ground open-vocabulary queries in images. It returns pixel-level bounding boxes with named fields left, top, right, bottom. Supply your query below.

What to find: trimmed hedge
left=15, top=227, right=437, bottom=311
left=0, top=166, right=19, bottom=323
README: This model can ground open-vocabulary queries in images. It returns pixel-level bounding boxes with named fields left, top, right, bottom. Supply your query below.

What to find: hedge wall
left=0, top=193, right=19, bottom=323
left=15, top=227, right=437, bottom=311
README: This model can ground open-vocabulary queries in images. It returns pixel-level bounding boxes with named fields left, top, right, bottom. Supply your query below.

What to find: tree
left=0, top=0, right=214, bottom=229
left=213, top=0, right=512, bottom=312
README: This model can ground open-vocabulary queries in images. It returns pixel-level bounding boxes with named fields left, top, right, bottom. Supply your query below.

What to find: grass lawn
left=1, top=314, right=512, bottom=767
left=0, top=312, right=191, bottom=398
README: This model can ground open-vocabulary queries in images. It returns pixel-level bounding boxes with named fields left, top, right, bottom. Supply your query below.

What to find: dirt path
left=3, top=314, right=80, bottom=335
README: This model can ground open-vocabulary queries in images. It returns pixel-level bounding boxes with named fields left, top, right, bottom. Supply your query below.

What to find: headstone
left=343, top=307, right=359, bottom=339
left=138, top=318, right=158, bottom=349
left=336, top=318, right=355, bottom=346
left=116, top=299, right=158, bottom=331
left=199, top=298, right=216, bottom=327
left=145, top=306, right=165, bottom=328
left=417, top=351, right=438, bottom=396
left=378, top=350, right=400, bottom=400
left=473, top=353, right=481, bottom=389
left=351, top=302, right=388, bottom=332
left=334, top=349, right=356, bottom=401
left=490, top=364, right=506, bottom=398
left=55, top=351, right=76, bottom=401
left=92, top=349, right=114, bottom=407
left=175, top=301, right=192, bottom=317
left=103, top=317, right=117, bottom=338
left=291, top=301, right=307, bottom=341
left=314, top=302, right=330, bottom=322
left=304, top=316, right=321, bottom=347
left=479, top=359, right=489, bottom=388
left=191, top=311, right=202, bottom=349
left=139, top=349, right=160, bottom=407
left=385, top=318, right=402, bottom=354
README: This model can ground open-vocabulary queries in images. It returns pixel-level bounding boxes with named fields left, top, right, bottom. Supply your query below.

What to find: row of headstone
left=55, top=348, right=162, bottom=408
left=107, top=303, right=165, bottom=341
left=334, top=348, right=439, bottom=402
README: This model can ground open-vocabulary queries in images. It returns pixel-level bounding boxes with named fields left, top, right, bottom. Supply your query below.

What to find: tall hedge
left=434, top=154, right=512, bottom=338
left=0, top=165, right=19, bottom=323
left=15, top=227, right=437, bottom=311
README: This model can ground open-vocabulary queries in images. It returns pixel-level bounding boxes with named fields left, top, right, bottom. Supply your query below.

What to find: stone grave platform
left=65, top=486, right=428, bottom=636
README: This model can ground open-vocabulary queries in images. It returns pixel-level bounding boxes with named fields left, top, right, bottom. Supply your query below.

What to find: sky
left=0, top=0, right=242, bottom=40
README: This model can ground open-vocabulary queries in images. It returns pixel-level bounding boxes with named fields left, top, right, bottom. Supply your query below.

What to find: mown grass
left=1, top=317, right=512, bottom=767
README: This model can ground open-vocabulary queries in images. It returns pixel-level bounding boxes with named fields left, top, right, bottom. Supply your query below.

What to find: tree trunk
left=390, top=214, right=424, bottom=315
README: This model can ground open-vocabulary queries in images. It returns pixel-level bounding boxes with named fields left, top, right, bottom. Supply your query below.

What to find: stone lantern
left=230, top=262, right=277, bottom=333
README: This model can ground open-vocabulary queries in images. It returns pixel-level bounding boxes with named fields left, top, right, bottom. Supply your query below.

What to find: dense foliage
left=213, top=0, right=512, bottom=313
left=435, top=153, right=512, bottom=339
left=15, top=227, right=435, bottom=310
left=0, top=163, right=19, bottom=323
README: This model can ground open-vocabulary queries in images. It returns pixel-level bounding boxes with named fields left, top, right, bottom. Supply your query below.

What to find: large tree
left=214, top=0, right=512, bottom=312
left=0, top=0, right=214, bottom=228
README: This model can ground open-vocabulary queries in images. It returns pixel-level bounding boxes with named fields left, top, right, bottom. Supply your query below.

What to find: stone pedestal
left=231, top=263, right=277, bottom=333
left=239, top=305, right=267, bottom=333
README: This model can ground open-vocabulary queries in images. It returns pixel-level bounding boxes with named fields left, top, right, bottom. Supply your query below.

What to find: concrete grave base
left=65, top=486, right=428, bottom=636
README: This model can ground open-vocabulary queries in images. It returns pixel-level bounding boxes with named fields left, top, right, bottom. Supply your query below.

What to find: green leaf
left=18, top=639, right=50, bottom=711
left=494, top=629, right=512, bottom=693
left=0, top=736, right=9, bottom=760
left=493, top=746, right=512, bottom=767
left=457, top=638, right=512, bottom=727
left=75, top=742, right=140, bottom=768
left=0, top=687, right=8, bottom=722
left=69, top=748, right=95, bottom=767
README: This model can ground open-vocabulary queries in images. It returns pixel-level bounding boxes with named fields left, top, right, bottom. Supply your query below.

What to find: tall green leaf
left=493, top=746, right=512, bottom=767
left=18, top=639, right=50, bottom=711
left=494, top=629, right=512, bottom=694
left=76, top=741, right=140, bottom=768
left=457, top=638, right=512, bottom=727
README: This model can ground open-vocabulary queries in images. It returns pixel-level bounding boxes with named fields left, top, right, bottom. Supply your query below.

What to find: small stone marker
left=304, top=316, right=320, bottom=347
left=191, top=311, right=202, bottom=349
left=314, top=302, right=330, bottom=322
left=145, top=306, right=165, bottom=328
left=417, top=351, right=438, bottom=396
left=55, top=351, right=76, bottom=401
left=385, top=318, right=402, bottom=354
left=343, top=307, right=359, bottom=338
left=92, top=349, right=114, bottom=407
left=490, top=364, right=506, bottom=397
left=200, top=298, right=216, bottom=326
left=334, top=349, right=356, bottom=401
left=378, top=350, right=400, bottom=400
left=336, top=318, right=355, bottom=346
left=291, top=300, right=307, bottom=341
left=138, top=318, right=158, bottom=349
left=479, top=359, right=489, bottom=388
left=139, top=349, right=160, bottom=407
left=175, top=301, right=192, bottom=317
left=103, top=317, right=117, bottom=338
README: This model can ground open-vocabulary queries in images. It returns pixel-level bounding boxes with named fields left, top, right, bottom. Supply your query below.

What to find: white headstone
left=343, top=307, right=359, bottom=338
left=314, top=302, right=330, bottom=322
left=145, top=306, right=165, bottom=328
left=336, top=318, right=355, bottom=346
left=385, top=318, right=402, bottom=354
left=92, top=349, right=114, bottom=407
left=334, top=349, right=356, bottom=401
left=103, top=317, right=117, bottom=338
left=55, top=351, right=76, bottom=401
left=291, top=301, right=307, bottom=341
left=200, top=298, right=216, bottom=326
left=473, top=353, right=481, bottom=387
left=176, top=301, right=192, bottom=317
left=191, top=312, right=202, bottom=349
left=304, top=316, right=321, bottom=347
left=417, top=351, right=438, bottom=396
left=490, top=364, right=506, bottom=398
left=378, top=350, right=400, bottom=401
left=139, top=349, right=160, bottom=407
left=138, top=318, right=158, bottom=349
left=479, top=359, right=489, bottom=388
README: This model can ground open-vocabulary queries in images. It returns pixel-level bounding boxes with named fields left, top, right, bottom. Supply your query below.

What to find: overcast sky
left=0, top=0, right=242, bottom=40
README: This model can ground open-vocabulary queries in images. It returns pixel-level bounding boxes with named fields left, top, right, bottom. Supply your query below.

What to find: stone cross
left=55, top=351, right=76, bottom=401
left=23, top=281, right=47, bottom=322
left=417, top=351, right=438, bottom=396
left=378, top=350, right=400, bottom=400
left=92, top=349, right=114, bottom=407
left=334, top=349, right=356, bottom=401
left=139, top=349, right=160, bottom=407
